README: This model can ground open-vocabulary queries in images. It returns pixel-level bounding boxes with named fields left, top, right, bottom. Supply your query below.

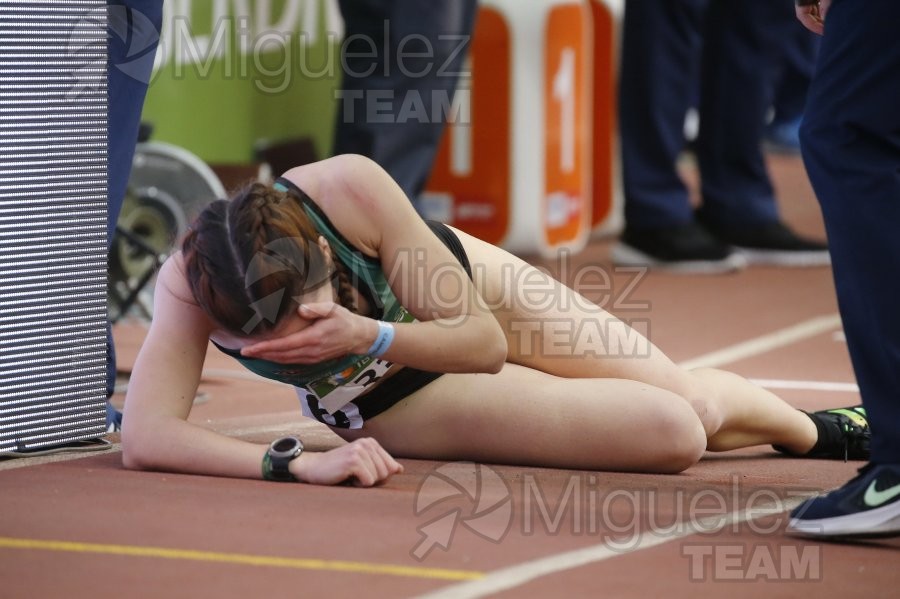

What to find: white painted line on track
left=677, top=314, right=842, bottom=370
left=414, top=495, right=812, bottom=599
left=750, top=379, right=859, bottom=393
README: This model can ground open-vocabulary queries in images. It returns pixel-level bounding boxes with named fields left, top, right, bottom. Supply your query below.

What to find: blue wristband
left=365, top=321, right=395, bottom=358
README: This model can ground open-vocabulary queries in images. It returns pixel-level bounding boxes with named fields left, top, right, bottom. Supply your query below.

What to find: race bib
left=303, top=357, right=397, bottom=414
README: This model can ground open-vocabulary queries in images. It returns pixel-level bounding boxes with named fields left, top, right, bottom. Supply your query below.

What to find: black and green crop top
left=212, top=177, right=417, bottom=416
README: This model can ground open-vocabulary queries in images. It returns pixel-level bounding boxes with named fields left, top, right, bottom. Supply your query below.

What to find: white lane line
left=750, top=379, right=859, bottom=393
left=414, top=495, right=812, bottom=599
left=677, top=314, right=842, bottom=370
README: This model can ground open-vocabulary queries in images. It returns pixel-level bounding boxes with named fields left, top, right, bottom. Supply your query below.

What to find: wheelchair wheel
left=109, top=141, right=226, bottom=322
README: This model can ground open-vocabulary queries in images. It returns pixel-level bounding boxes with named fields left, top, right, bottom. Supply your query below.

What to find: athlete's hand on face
left=796, top=0, right=831, bottom=35
left=240, top=301, right=377, bottom=364
left=289, top=438, right=403, bottom=486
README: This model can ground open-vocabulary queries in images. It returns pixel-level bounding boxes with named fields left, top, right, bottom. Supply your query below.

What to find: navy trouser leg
left=695, top=0, right=793, bottom=227
left=800, top=0, right=900, bottom=462
left=619, top=0, right=706, bottom=229
left=333, top=0, right=477, bottom=202
left=772, top=20, right=819, bottom=125
left=108, top=0, right=163, bottom=244
left=107, top=0, right=162, bottom=400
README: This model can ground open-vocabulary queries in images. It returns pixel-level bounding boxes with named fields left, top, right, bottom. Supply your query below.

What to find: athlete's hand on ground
left=240, top=302, right=378, bottom=364
left=289, top=438, right=403, bottom=486
left=796, top=0, right=830, bottom=35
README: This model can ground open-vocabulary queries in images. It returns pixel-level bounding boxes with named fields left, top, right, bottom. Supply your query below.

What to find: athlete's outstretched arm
left=121, top=256, right=402, bottom=485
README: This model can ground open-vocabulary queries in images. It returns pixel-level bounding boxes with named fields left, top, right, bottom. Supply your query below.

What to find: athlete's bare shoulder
left=280, top=155, right=405, bottom=257
left=156, top=251, right=201, bottom=307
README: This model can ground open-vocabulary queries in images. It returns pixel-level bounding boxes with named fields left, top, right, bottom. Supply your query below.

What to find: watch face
left=270, top=437, right=301, bottom=457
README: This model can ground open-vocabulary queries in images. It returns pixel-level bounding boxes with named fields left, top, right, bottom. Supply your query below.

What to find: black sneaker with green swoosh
left=787, top=463, right=900, bottom=538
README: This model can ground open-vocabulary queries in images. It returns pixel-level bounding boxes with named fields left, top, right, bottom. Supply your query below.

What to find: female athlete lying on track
left=121, top=155, right=870, bottom=486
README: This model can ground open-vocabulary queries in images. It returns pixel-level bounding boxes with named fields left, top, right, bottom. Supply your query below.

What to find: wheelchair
left=109, top=131, right=319, bottom=322
left=109, top=139, right=226, bottom=322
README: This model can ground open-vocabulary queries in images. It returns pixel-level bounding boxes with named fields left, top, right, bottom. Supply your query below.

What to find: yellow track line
left=0, top=537, right=483, bottom=582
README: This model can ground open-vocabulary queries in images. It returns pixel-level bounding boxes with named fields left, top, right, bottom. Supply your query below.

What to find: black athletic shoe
left=774, top=406, right=871, bottom=461
left=787, top=463, right=900, bottom=538
left=698, top=216, right=830, bottom=267
left=611, top=222, right=747, bottom=274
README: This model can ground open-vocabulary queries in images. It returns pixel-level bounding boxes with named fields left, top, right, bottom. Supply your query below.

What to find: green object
left=213, top=178, right=416, bottom=415
left=141, top=0, right=342, bottom=164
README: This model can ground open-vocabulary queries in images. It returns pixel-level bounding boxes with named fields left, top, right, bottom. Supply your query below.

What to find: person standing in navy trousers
left=332, top=0, right=478, bottom=205
left=614, top=0, right=829, bottom=273
left=787, top=0, right=900, bottom=538
left=765, top=21, right=820, bottom=153
left=106, top=0, right=163, bottom=430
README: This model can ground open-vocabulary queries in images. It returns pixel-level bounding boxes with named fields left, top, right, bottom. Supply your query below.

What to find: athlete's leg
left=452, top=228, right=817, bottom=454
left=347, top=363, right=707, bottom=474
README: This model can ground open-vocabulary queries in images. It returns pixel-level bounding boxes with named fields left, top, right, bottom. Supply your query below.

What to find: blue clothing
left=108, top=0, right=163, bottom=245
left=771, top=21, right=819, bottom=126
left=800, top=0, right=900, bottom=462
left=332, top=0, right=478, bottom=202
left=107, top=0, right=163, bottom=403
left=619, top=0, right=800, bottom=229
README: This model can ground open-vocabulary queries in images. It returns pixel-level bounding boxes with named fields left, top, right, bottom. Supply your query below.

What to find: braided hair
left=182, top=182, right=358, bottom=335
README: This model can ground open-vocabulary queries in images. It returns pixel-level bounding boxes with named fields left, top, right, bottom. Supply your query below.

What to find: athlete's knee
left=655, top=421, right=705, bottom=474
left=682, top=368, right=725, bottom=438
left=646, top=395, right=707, bottom=474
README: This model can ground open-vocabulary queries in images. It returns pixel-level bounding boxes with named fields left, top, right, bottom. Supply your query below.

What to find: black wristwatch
left=262, top=436, right=304, bottom=482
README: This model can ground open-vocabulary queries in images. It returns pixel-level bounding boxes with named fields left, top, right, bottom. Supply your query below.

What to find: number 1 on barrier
left=423, top=8, right=511, bottom=245
left=553, top=48, right=576, bottom=175
left=544, top=3, right=591, bottom=247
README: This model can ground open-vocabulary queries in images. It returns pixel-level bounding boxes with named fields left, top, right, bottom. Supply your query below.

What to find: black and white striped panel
left=0, top=1, right=108, bottom=452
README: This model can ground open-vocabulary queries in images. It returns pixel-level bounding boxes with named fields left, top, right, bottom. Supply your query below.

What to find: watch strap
left=262, top=439, right=302, bottom=482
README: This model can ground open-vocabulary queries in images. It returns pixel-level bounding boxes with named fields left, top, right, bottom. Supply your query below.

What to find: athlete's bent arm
left=243, top=155, right=508, bottom=374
